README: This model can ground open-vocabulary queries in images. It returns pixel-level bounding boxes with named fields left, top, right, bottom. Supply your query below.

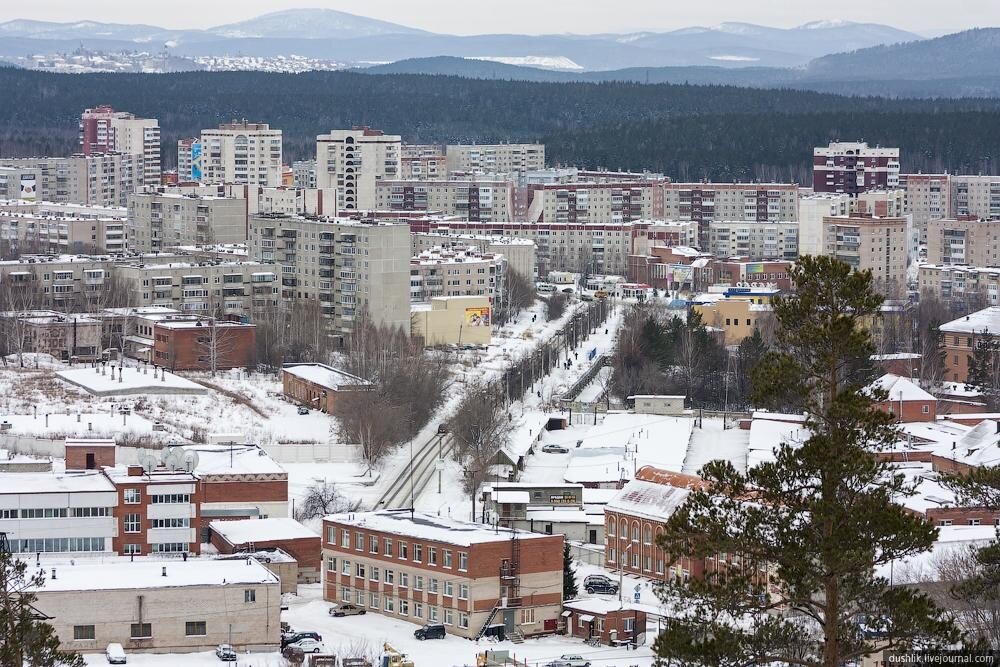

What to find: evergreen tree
left=734, top=328, right=768, bottom=408
left=654, top=256, right=958, bottom=667
left=966, top=331, right=1000, bottom=407
left=0, top=542, right=85, bottom=667
left=563, top=543, right=579, bottom=600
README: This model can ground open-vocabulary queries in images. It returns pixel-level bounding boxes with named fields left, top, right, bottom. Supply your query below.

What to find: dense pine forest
left=3, top=66, right=1000, bottom=180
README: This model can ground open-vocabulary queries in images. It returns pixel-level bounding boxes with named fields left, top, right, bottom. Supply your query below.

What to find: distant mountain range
left=0, top=9, right=921, bottom=69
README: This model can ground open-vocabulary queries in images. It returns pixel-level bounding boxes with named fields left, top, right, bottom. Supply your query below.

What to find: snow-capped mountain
left=207, top=9, right=427, bottom=40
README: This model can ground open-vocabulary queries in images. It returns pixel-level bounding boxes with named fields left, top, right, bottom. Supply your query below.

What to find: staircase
left=510, top=629, right=525, bottom=644
left=474, top=606, right=501, bottom=641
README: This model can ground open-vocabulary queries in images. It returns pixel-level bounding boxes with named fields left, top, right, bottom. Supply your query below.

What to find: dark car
left=583, top=574, right=614, bottom=587
left=414, top=623, right=446, bottom=640
left=329, top=603, right=366, bottom=617
left=281, top=631, right=322, bottom=648
left=297, top=405, right=310, bottom=415
left=584, top=579, right=619, bottom=595
left=437, top=422, right=450, bottom=435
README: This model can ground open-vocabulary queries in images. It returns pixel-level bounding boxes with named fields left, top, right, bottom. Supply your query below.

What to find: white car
left=289, top=637, right=324, bottom=653
left=560, top=656, right=592, bottom=667
left=105, top=643, right=127, bottom=664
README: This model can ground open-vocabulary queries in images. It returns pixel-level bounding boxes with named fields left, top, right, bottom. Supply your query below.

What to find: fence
left=568, top=540, right=606, bottom=567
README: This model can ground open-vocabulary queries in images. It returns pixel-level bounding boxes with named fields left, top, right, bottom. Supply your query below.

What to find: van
left=413, top=623, right=446, bottom=640
left=105, top=643, right=127, bottom=664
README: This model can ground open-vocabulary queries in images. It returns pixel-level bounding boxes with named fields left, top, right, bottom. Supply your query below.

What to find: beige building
left=410, top=245, right=505, bottom=305
left=316, top=127, right=401, bottom=211
left=821, top=215, right=909, bottom=295
left=0, top=204, right=126, bottom=255
left=900, top=174, right=949, bottom=243
left=918, top=264, right=1000, bottom=310
left=0, top=255, right=126, bottom=311
left=412, top=295, right=493, bottom=346
left=200, top=122, right=283, bottom=187
left=926, top=217, right=1000, bottom=266
left=32, top=559, right=280, bottom=654
left=445, top=143, right=545, bottom=175
left=248, top=214, right=411, bottom=336
left=951, top=175, right=1000, bottom=220
left=527, top=183, right=658, bottom=224
left=401, top=154, right=447, bottom=180
left=0, top=154, right=141, bottom=207
left=799, top=193, right=851, bottom=256
left=660, top=182, right=799, bottom=223
left=411, top=232, right=535, bottom=281
left=127, top=192, right=248, bottom=253
left=10, top=310, right=102, bottom=360
left=855, top=189, right=906, bottom=218
left=707, top=220, right=799, bottom=260
left=376, top=177, right=515, bottom=222
left=81, top=106, right=161, bottom=186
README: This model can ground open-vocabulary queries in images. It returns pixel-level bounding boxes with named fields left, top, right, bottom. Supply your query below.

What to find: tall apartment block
left=0, top=154, right=140, bottom=207
left=177, top=137, right=202, bottom=182
left=200, top=122, right=283, bottom=187
left=925, top=217, right=1000, bottom=266
left=899, top=174, right=950, bottom=242
left=526, top=182, right=660, bottom=224
left=401, top=154, right=447, bottom=180
left=798, top=193, right=851, bottom=256
left=375, top=178, right=515, bottom=222
left=127, top=192, right=248, bottom=253
left=80, top=105, right=161, bottom=186
left=951, top=175, right=1000, bottom=220
left=409, top=245, right=506, bottom=307
left=292, top=160, right=317, bottom=188
left=445, top=143, right=545, bottom=175
left=0, top=202, right=126, bottom=255
left=707, top=220, right=799, bottom=260
left=812, top=141, right=900, bottom=195
left=248, top=214, right=411, bottom=337
left=821, top=215, right=908, bottom=295
left=316, top=128, right=401, bottom=212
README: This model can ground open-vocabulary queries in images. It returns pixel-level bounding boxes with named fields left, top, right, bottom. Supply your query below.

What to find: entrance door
left=503, top=610, right=515, bottom=634
left=588, top=529, right=597, bottom=544
left=85, top=452, right=95, bottom=469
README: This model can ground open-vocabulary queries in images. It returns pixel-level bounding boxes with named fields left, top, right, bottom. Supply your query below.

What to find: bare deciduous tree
left=545, top=292, right=568, bottom=321
left=449, top=382, right=513, bottom=494
left=294, top=480, right=359, bottom=520
left=332, top=391, right=410, bottom=471
left=916, top=545, right=1000, bottom=650
left=0, top=271, right=41, bottom=367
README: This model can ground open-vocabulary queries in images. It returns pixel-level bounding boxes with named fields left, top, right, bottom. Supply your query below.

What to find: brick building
left=152, top=319, right=256, bottom=371
left=322, top=510, right=564, bottom=639
left=105, top=465, right=202, bottom=556
left=281, top=363, right=372, bottom=413
left=940, top=307, right=1000, bottom=383
left=868, top=374, right=937, bottom=423
left=210, top=517, right=321, bottom=583
left=812, top=142, right=900, bottom=195
left=562, top=598, right=646, bottom=645
left=11, top=311, right=102, bottom=361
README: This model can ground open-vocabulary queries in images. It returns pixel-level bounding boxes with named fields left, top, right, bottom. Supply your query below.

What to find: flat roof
left=325, top=510, right=556, bottom=547
left=211, top=517, right=319, bottom=544
left=0, top=470, right=115, bottom=495
left=27, top=558, right=278, bottom=593
left=941, top=307, right=1000, bottom=335
left=181, top=445, right=286, bottom=476
left=281, top=363, right=371, bottom=390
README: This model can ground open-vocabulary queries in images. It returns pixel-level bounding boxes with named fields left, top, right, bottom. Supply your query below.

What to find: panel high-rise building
left=316, top=127, right=401, bottom=211
left=200, top=122, right=283, bottom=187
left=812, top=141, right=900, bottom=195
left=80, top=105, right=160, bottom=186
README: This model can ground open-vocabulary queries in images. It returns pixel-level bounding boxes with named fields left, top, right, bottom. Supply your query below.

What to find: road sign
left=436, top=458, right=445, bottom=470
left=634, top=584, right=641, bottom=592
left=634, top=591, right=641, bottom=602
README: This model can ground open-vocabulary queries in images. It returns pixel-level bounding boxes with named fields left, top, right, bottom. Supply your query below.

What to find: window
left=327, top=557, right=336, bottom=572
left=385, top=569, right=394, bottom=584
left=356, top=532, right=364, bottom=550
left=414, top=575, right=424, bottom=591
left=356, top=589, right=364, bottom=605
left=244, top=589, right=256, bottom=603
left=123, top=488, right=140, bottom=504
left=428, top=547, right=437, bottom=565
left=342, top=587, right=351, bottom=602
left=413, top=544, right=423, bottom=562
left=370, top=567, right=380, bottom=582
left=185, top=621, right=206, bottom=636
left=607, top=519, right=615, bottom=537
left=624, top=617, right=635, bottom=633
left=400, top=599, right=409, bottom=616
left=130, top=623, right=152, bottom=639
left=429, top=578, right=439, bottom=594
left=444, top=580, right=454, bottom=597
left=459, top=552, right=468, bottom=571
left=341, top=529, right=350, bottom=548
left=384, top=597, right=395, bottom=613
left=414, top=603, right=424, bottom=619
left=342, top=560, right=351, bottom=575
left=150, top=493, right=189, bottom=504
left=73, top=625, right=95, bottom=640
left=151, top=518, right=189, bottom=529
left=459, top=612, right=469, bottom=629
left=370, top=535, right=379, bottom=554
left=429, top=606, right=438, bottom=622
left=458, top=583, right=468, bottom=600
left=123, top=544, right=140, bottom=556
left=971, top=518, right=982, bottom=526
left=384, top=538, right=393, bottom=554
left=443, top=549, right=453, bottom=568
left=399, top=572, right=408, bottom=588
left=355, top=563, right=366, bottom=578
left=399, top=542, right=408, bottom=559
left=643, top=525, right=652, bottom=545
left=520, top=608, right=535, bottom=625
left=370, top=593, right=379, bottom=609
left=444, top=609, right=454, bottom=626
left=124, top=513, right=141, bottom=533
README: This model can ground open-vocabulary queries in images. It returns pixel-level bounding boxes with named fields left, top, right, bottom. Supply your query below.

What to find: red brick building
left=65, top=439, right=116, bottom=471
left=813, top=142, right=900, bottom=195
left=868, top=374, right=937, bottom=423
left=562, top=598, right=647, bottom=645
left=211, top=517, right=321, bottom=583
left=105, top=465, right=202, bottom=556
left=153, top=319, right=256, bottom=371
left=711, top=258, right=794, bottom=292
left=322, top=510, right=564, bottom=639
left=281, top=363, right=372, bottom=413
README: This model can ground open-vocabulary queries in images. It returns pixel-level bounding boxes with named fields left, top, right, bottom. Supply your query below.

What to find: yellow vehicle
left=594, top=289, right=609, bottom=300
left=381, top=643, right=415, bottom=667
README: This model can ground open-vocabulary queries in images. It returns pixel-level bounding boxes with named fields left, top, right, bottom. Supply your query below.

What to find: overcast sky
left=1, top=0, right=996, bottom=35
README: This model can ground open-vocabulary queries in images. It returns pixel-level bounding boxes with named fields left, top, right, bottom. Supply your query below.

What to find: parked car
left=541, top=443, right=570, bottom=454
left=281, top=631, right=322, bottom=648
left=560, top=655, right=593, bottom=667
left=215, top=644, right=237, bottom=661
left=543, top=662, right=572, bottom=667
left=297, top=405, right=310, bottom=415
left=585, top=579, right=619, bottom=595
left=105, top=643, right=127, bottom=664
left=288, top=638, right=324, bottom=653
left=437, top=422, right=450, bottom=435
left=329, top=603, right=366, bottom=617
left=413, top=623, right=446, bottom=640
left=281, top=646, right=305, bottom=661
left=583, top=574, right=614, bottom=587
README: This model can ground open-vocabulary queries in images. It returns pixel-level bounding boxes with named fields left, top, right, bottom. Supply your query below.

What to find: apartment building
left=176, top=137, right=201, bottom=182
left=127, top=192, right=248, bottom=252
left=200, top=122, right=283, bottom=187
left=402, top=154, right=447, bottom=180
left=322, top=510, right=564, bottom=639
left=411, top=233, right=535, bottom=280
left=316, top=127, right=402, bottom=211
left=141, top=182, right=335, bottom=218
left=798, top=193, right=851, bottom=256
left=292, top=159, right=317, bottom=188
left=660, top=182, right=799, bottom=223
left=375, top=178, right=515, bottom=222
left=8, top=310, right=102, bottom=361
left=900, top=174, right=950, bottom=242
left=855, top=189, right=906, bottom=218
left=102, top=464, right=202, bottom=556
left=0, top=255, right=128, bottom=311
left=940, top=307, right=1000, bottom=383
left=918, top=264, right=1000, bottom=312
left=925, top=217, right=1000, bottom=266
left=813, top=141, right=900, bottom=195
left=80, top=105, right=161, bottom=186
left=410, top=245, right=506, bottom=307
left=951, top=175, right=1000, bottom=220
left=248, top=214, right=411, bottom=336
left=0, top=165, right=40, bottom=201
left=706, top=221, right=799, bottom=260
left=821, top=215, right=909, bottom=295
left=0, top=204, right=126, bottom=255
left=526, top=182, right=659, bottom=225
left=445, top=143, right=545, bottom=175
left=0, top=154, right=140, bottom=207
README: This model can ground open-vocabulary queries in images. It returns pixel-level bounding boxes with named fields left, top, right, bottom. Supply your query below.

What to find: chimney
left=162, top=566, right=167, bottom=577
left=127, top=465, right=144, bottom=477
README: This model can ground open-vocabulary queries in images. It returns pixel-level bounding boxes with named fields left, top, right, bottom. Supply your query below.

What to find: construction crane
left=380, top=642, right=415, bottom=667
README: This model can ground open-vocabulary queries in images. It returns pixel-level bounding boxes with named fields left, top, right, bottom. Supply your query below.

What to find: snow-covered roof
left=325, top=510, right=555, bottom=547
left=941, top=307, right=1000, bottom=335
left=605, top=477, right=693, bottom=523
left=564, top=447, right=628, bottom=484
left=27, top=558, right=278, bottom=593
left=867, top=374, right=935, bottom=403
left=492, top=491, right=530, bottom=504
left=525, top=508, right=593, bottom=524
left=564, top=598, right=636, bottom=614
left=211, top=517, right=318, bottom=544
left=0, top=470, right=115, bottom=495
left=180, top=445, right=286, bottom=476
left=281, top=363, right=371, bottom=390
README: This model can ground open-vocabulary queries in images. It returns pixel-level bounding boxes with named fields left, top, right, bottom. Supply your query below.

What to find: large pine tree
left=654, top=256, right=958, bottom=666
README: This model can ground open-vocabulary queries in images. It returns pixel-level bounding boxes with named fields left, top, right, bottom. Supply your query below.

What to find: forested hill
left=2, top=66, right=1000, bottom=180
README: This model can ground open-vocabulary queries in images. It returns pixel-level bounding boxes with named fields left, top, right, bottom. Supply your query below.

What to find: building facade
left=200, top=122, right=283, bottom=187
left=812, top=141, right=900, bottom=195
left=820, top=216, right=909, bottom=295
left=127, top=192, right=248, bottom=253
left=706, top=220, right=799, bottom=260
left=445, top=143, right=545, bottom=175
left=281, top=363, right=372, bottom=413
left=919, top=264, right=1000, bottom=311
left=900, top=173, right=950, bottom=243
left=526, top=183, right=659, bottom=225
left=375, top=178, right=515, bottom=222
left=0, top=204, right=126, bottom=255
left=951, top=175, right=1000, bottom=220
left=316, top=127, right=402, bottom=211
left=0, top=154, right=140, bottom=207
left=798, top=193, right=851, bottom=256
left=411, top=233, right=535, bottom=281
left=80, top=105, right=161, bottom=186
left=925, top=217, right=1000, bottom=267
left=152, top=319, right=256, bottom=371
left=410, top=245, right=506, bottom=305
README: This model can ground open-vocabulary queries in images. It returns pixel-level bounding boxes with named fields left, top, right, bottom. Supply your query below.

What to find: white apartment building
left=707, top=221, right=799, bottom=260
left=81, top=106, right=161, bottom=186
left=292, top=160, right=317, bottom=188
left=900, top=174, right=950, bottom=243
left=798, top=193, right=851, bottom=256
left=401, top=154, right=447, bottom=180
left=200, top=122, right=283, bottom=187
left=0, top=154, right=141, bottom=207
left=0, top=470, right=117, bottom=554
left=411, top=233, right=535, bottom=280
left=925, top=218, right=1000, bottom=266
left=127, top=192, right=248, bottom=253
left=919, top=264, right=1000, bottom=308
left=316, top=127, right=401, bottom=211
left=445, top=143, right=545, bottom=175
left=951, top=175, right=1000, bottom=220
left=410, top=246, right=506, bottom=307
left=375, top=178, right=515, bottom=222
left=248, top=214, right=411, bottom=336
left=821, top=215, right=909, bottom=295
left=0, top=202, right=126, bottom=255
left=527, top=183, right=658, bottom=224
left=660, top=183, right=799, bottom=223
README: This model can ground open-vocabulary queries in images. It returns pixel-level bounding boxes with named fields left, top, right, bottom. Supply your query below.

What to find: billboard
left=19, top=174, right=36, bottom=201
left=464, top=306, right=491, bottom=327
left=190, top=141, right=203, bottom=181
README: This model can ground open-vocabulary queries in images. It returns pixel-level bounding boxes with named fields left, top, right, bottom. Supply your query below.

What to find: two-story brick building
left=322, top=510, right=564, bottom=640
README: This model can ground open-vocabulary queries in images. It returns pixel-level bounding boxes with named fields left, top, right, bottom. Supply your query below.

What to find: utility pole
left=437, top=434, right=443, bottom=494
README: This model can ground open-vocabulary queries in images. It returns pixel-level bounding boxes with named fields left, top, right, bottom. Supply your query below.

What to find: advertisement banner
left=19, top=174, right=36, bottom=201
left=464, top=306, right=491, bottom=327
left=190, top=141, right=203, bottom=181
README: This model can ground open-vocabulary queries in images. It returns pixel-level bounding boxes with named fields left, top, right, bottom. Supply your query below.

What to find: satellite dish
left=182, top=450, right=200, bottom=473
left=137, top=451, right=157, bottom=475
left=166, top=449, right=185, bottom=471
left=160, top=446, right=177, bottom=466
